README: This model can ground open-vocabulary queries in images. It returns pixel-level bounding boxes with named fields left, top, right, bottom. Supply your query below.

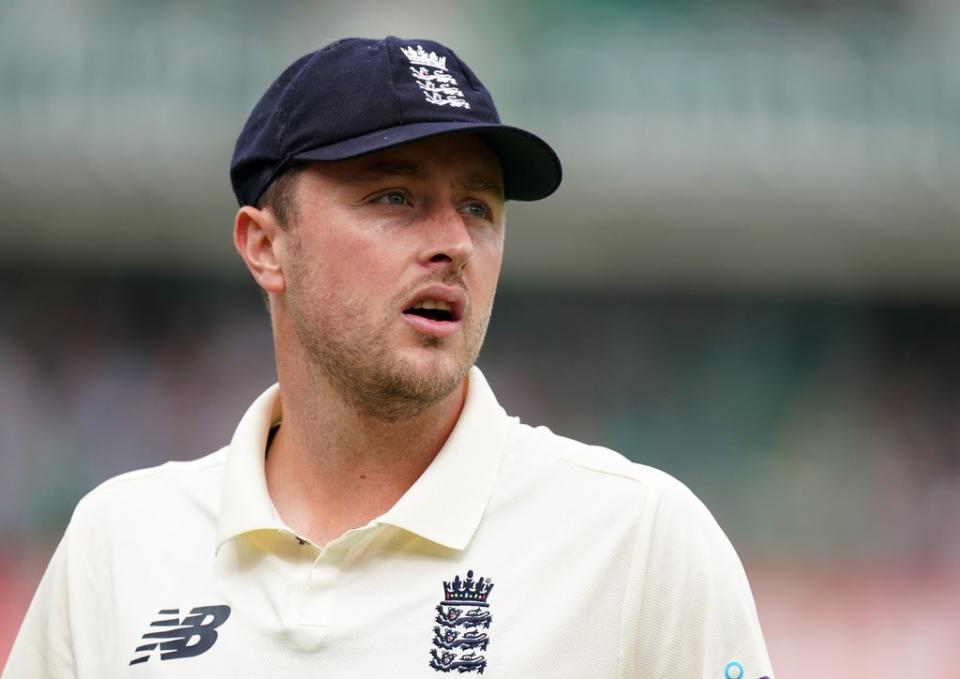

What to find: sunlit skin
left=233, top=132, right=506, bottom=546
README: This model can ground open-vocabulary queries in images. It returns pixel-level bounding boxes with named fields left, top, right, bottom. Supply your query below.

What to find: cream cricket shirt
left=5, top=368, right=773, bottom=679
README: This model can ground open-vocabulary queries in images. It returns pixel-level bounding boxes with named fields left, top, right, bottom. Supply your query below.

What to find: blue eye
left=462, top=202, right=490, bottom=220
left=377, top=192, right=408, bottom=206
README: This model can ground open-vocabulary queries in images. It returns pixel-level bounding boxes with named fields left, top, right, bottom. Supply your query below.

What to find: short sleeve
left=2, top=527, right=78, bottom=679
left=619, top=481, right=773, bottom=679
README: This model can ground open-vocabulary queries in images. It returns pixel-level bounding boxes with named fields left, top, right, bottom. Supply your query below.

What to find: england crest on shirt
left=429, top=570, right=494, bottom=674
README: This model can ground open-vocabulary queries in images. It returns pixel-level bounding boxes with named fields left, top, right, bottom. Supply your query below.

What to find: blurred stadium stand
left=2, top=0, right=959, bottom=675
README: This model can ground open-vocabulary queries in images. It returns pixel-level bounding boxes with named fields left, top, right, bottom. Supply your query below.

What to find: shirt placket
left=282, top=527, right=378, bottom=649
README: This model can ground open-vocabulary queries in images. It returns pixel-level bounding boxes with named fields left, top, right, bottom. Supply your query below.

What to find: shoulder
left=506, top=421, right=700, bottom=507
left=497, top=421, right=740, bottom=581
left=68, top=448, right=228, bottom=534
left=495, top=421, right=726, bottom=549
left=79, top=447, right=228, bottom=503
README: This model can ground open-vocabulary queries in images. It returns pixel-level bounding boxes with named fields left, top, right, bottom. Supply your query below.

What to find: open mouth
left=403, top=299, right=457, bottom=323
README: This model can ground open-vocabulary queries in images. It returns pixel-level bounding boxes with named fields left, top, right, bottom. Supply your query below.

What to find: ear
left=234, top=205, right=286, bottom=295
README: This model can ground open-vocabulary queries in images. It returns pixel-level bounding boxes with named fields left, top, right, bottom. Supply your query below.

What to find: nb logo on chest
left=129, top=605, right=231, bottom=665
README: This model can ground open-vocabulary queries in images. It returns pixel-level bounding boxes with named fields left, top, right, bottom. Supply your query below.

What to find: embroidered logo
left=429, top=569, right=494, bottom=674
left=401, top=45, right=471, bottom=109
left=129, top=606, right=231, bottom=665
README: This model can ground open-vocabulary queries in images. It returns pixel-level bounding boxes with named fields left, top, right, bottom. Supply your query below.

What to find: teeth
left=416, top=299, right=451, bottom=311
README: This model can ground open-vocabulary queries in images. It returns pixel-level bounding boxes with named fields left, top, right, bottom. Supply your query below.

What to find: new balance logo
left=129, top=605, right=231, bottom=665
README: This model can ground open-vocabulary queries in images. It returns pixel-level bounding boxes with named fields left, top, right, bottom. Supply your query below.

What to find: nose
left=418, top=206, right=474, bottom=270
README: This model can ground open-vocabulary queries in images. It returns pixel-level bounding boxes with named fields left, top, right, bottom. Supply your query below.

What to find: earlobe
left=234, top=206, right=286, bottom=295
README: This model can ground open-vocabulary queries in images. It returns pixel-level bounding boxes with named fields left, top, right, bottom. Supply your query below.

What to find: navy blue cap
left=230, top=36, right=562, bottom=206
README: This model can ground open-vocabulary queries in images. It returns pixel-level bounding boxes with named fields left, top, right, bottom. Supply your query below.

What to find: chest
left=79, top=519, right=634, bottom=679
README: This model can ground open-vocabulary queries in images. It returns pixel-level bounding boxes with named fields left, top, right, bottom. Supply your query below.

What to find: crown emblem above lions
left=430, top=569, right=495, bottom=674
left=403, top=44, right=470, bottom=109
left=442, top=570, right=494, bottom=605
left=401, top=45, right=448, bottom=71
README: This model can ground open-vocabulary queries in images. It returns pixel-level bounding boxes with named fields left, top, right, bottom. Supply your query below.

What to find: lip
left=401, top=284, right=466, bottom=339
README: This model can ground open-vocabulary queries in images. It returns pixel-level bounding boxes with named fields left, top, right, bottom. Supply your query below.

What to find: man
left=5, top=37, right=773, bottom=678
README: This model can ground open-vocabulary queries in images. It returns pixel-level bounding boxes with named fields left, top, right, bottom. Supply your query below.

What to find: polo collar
left=377, top=367, right=515, bottom=550
left=215, top=383, right=286, bottom=554
left=215, top=367, right=515, bottom=554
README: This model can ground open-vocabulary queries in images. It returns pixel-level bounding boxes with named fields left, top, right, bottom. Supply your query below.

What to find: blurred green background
left=3, top=0, right=960, bottom=675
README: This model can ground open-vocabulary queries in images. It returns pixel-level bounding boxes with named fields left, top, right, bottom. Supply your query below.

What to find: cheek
left=299, top=233, right=408, bottom=311
left=283, top=237, right=341, bottom=310
left=472, top=242, right=504, bottom=305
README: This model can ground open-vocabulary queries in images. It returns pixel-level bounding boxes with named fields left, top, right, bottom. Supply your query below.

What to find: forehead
left=302, top=132, right=504, bottom=195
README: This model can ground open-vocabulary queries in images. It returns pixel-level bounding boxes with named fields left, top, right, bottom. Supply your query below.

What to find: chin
left=395, top=350, right=469, bottom=390
left=361, top=363, right=462, bottom=422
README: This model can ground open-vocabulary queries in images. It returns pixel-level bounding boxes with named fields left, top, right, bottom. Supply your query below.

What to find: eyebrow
left=350, top=161, right=429, bottom=183
left=347, top=160, right=504, bottom=200
left=456, top=176, right=505, bottom=200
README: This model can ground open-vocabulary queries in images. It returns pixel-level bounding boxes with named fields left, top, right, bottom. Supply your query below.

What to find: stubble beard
left=287, top=271, right=492, bottom=422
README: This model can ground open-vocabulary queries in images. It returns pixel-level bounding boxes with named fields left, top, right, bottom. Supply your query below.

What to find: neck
left=265, top=339, right=466, bottom=547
